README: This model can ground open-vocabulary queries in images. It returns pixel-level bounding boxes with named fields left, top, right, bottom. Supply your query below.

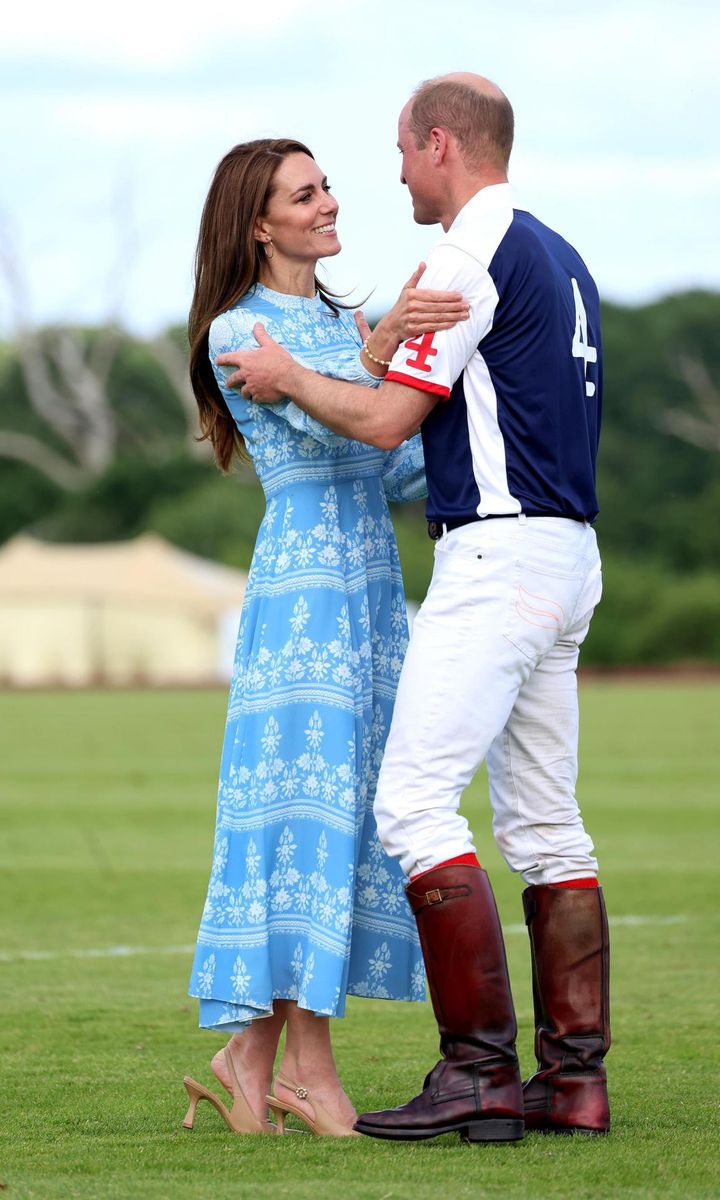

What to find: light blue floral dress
left=189, top=284, right=426, bottom=1031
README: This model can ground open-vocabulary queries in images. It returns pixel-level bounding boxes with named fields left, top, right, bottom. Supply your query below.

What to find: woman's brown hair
left=188, top=138, right=341, bottom=472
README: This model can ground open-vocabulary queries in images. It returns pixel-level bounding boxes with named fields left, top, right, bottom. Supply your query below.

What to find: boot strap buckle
left=425, top=888, right=444, bottom=904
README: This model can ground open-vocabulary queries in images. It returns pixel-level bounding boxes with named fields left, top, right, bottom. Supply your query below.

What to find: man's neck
left=440, top=171, right=508, bottom=232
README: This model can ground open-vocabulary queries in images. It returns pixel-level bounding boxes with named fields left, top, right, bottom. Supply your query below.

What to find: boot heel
left=462, top=1118, right=524, bottom=1143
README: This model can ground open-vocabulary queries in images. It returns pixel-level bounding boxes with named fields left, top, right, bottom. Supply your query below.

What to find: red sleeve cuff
left=385, top=370, right=451, bottom=400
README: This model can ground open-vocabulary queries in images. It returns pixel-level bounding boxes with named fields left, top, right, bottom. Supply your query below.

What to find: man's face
left=397, top=102, right=441, bottom=226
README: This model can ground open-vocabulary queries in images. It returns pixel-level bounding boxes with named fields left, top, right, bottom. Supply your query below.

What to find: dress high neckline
left=251, top=282, right=323, bottom=309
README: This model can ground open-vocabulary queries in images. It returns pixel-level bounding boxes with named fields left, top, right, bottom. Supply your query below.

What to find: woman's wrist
left=359, top=347, right=387, bottom=378
left=362, top=337, right=392, bottom=367
left=363, top=315, right=401, bottom=362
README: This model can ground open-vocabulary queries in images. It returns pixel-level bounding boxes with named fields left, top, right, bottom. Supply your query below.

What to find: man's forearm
left=221, top=326, right=435, bottom=446
left=281, top=361, right=412, bottom=450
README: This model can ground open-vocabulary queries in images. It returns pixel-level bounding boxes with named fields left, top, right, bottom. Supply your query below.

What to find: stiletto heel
left=182, top=1048, right=273, bottom=1134
left=265, top=1071, right=359, bottom=1137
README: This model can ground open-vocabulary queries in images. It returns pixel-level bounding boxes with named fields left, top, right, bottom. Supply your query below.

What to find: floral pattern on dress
left=189, top=283, right=426, bottom=1031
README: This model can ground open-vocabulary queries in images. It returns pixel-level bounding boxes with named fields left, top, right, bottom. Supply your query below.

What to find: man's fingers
left=223, top=369, right=246, bottom=389
left=253, top=322, right=273, bottom=346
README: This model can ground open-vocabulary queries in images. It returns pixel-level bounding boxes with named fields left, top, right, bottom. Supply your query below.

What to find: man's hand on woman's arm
left=216, top=325, right=436, bottom=450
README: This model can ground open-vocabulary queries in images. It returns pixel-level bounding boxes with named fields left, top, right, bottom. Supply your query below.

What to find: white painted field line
left=607, top=914, right=689, bottom=927
left=0, top=944, right=196, bottom=963
left=0, top=915, right=689, bottom=964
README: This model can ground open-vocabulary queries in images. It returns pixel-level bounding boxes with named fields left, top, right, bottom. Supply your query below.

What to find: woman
left=183, top=138, right=467, bottom=1136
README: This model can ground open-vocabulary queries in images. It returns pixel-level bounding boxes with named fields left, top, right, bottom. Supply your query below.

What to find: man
left=218, top=73, right=610, bottom=1144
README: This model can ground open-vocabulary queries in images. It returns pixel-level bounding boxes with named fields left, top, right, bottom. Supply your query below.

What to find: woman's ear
left=254, top=218, right=271, bottom=245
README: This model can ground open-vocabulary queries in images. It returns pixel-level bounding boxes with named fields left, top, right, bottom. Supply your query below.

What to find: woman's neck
left=258, top=260, right=317, bottom=298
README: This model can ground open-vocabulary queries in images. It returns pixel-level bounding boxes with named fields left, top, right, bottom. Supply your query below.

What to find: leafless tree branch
left=0, top=191, right=211, bottom=489
left=0, top=430, right=88, bottom=490
left=659, top=354, right=720, bottom=453
left=146, top=333, right=210, bottom=458
left=0, top=222, right=118, bottom=472
left=50, top=331, right=117, bottom=472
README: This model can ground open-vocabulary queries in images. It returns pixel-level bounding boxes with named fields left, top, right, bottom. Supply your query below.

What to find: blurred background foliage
left=1, top=290, right=719, bottom=664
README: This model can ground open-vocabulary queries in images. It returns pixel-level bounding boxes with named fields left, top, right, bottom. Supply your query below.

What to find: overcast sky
left=2, top=0, right=718, bottom=335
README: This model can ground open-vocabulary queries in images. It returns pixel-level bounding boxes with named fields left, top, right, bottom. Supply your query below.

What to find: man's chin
left=413, top=210, right=441, bottom=226
left=411, top=199, right=440, bottom=226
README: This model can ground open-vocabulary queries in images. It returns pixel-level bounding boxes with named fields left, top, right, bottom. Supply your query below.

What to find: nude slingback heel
left=182, top=1046, right=274, bottom=1134
left=265, top=1071, right=360, bottom=1137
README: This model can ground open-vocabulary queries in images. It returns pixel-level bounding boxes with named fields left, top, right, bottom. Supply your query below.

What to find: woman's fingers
left=406, top=301, right=470, bottom=329
left=406, top=302, right=468, bottom=317
left=408, top=289, right=465, bottom=305
left=403, top=309, right=470, bottom=334
left=354, top=309, right=372, bottom=342
left=380, top=278, right=470, bottom=343
left=410, top=319, right=463, bottom=332
left=402, top=261, right=427, bottom=290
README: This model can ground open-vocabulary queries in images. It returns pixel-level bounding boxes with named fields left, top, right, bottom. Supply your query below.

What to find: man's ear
left=430, top=127, right=449, bottom=165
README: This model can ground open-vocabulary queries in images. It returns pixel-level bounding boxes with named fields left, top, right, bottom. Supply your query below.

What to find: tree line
left=1, top=291, right=718, bottom=664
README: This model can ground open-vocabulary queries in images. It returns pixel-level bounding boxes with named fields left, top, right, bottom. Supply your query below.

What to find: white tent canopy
left=0, top=534, right=247, bottom=686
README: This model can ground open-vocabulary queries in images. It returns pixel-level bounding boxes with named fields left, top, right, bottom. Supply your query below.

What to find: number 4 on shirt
left=571, top=278, right=597, bottom=398
left=404, top=332, right=438, bottom=373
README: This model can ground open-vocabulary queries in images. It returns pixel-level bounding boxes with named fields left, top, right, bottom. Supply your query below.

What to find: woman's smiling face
left=255, top=152, right=341, bottom=269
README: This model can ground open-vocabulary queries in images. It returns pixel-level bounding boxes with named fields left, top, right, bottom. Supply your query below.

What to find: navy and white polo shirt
left=385, top=184, right=602, bottom=522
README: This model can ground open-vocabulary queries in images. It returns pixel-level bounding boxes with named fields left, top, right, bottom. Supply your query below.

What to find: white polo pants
left=374, top=516, right=602, bottom=885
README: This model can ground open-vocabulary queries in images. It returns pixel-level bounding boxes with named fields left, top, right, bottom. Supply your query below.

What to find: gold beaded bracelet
left=362, top=337, right=392, bottom=367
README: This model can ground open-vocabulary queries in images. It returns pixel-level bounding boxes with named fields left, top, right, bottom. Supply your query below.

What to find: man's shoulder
left=421, top=206, right=530, bottom=299
left=433, top=214, right=512, bottom=273
left=433, top=204, right=589, bottom=272
left=492, top=211, right=599, bottom=297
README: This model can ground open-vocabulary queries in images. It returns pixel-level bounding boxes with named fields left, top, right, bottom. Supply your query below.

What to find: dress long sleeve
left=382, top=434, right=428, bottom=503
left=210, top=308, right=347, bottom=447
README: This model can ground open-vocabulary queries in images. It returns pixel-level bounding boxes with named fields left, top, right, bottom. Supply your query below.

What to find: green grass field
left=1, top=683, right=718, bottom=1200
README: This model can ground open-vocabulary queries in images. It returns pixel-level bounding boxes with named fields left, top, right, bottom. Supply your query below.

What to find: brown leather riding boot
left=354, top=864, right=524, bottom=1143
left=522, top=884, right=611, bottom=1135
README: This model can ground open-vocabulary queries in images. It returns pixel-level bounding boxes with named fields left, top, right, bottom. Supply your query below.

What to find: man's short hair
left=408, top=79, right=514, bottom=170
